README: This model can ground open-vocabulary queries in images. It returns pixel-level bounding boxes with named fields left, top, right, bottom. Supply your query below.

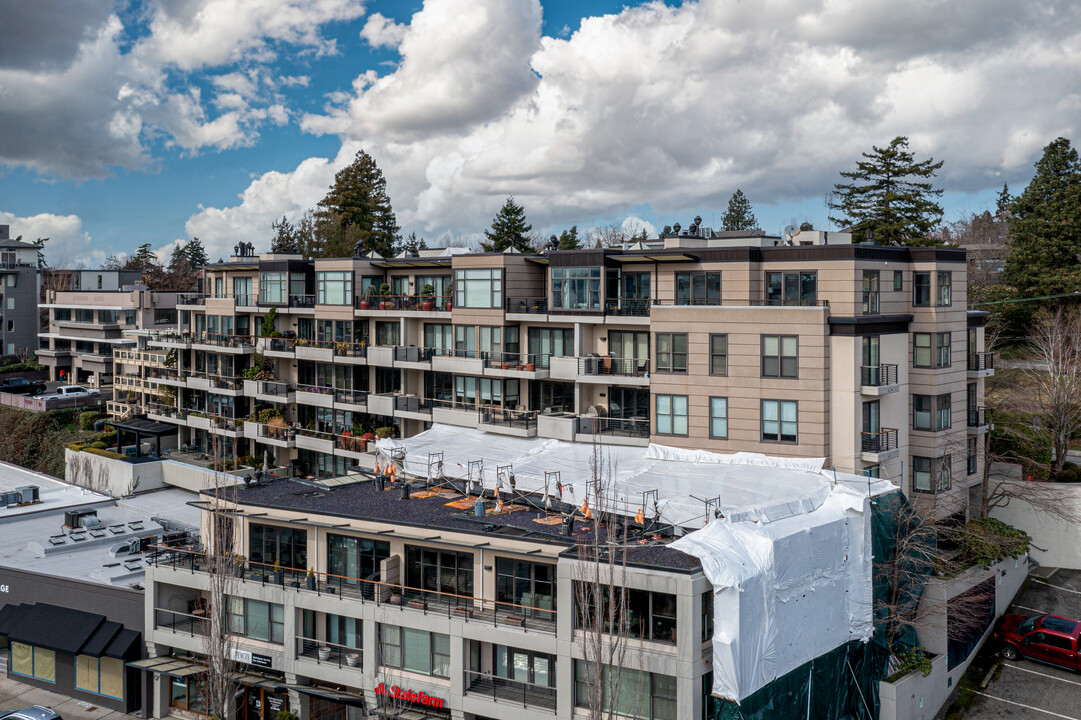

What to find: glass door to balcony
left=863, top=400, right=880, bottom=435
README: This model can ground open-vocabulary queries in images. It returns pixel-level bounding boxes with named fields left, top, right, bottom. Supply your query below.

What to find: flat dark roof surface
left=213, top=478, right=699, bottom=571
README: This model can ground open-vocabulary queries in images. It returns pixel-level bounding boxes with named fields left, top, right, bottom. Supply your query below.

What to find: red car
left=995, top=613, right=1081, bottom=670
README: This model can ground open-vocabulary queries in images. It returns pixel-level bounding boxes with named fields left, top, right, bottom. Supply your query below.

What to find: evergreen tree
left=184, top=237, right=209, bottom=268
left=126, top=243, right=161, bottom=272
left=828, top=136, right=944, bottom=245
left=799, top=221, right=815, bottom=231
left=32, top=237, right=48, bottom=268
left=1002, top=137, right=1081, bottom=297
left=558, top=226, right=580, bottom=250
left=271, top=215, right=299, bottom=253
left=722, top=189, right=759, bottom=231
left=168, top=243, right=191, bottom=274
left=314, top=150, right=400, bottom=258
left=482, top=196, right=534, bottom=253
left=995, top=182, right=1012, bottom=219
left=401, top=231, right=427, bottom=254
left=659, top=225, right=673, bottom=238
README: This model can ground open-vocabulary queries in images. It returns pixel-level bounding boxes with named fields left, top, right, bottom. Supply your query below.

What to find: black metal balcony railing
left=968, top=407, right=990, bottom=428
left=577, top=416, right=650, bottom=439
left=335, top=389, right=369, bottom=406
left=150, top=548, right=557, bottom=634
left=255, top=380, right=292, bottom=397
left=486, top=352, right=543, bottom=370
left=604, top=298, right=651, bottom=317
left=968, top=352, right=995, bottom=372
left=356, top=295, right=452, bottom=311
left=505, top=297, right=548, bottom=314
left=479, top=406, right=538, bottom=430
left=177, top=293, right=208, bottom=306
left=861, top=428, right=899, bottom=454
left=393, top=395, right=433, bottom=413
left=193, top=332, right=255, bottom=349
left=464, top=670, right=557, bottom=711
left=296, top=636, right=362, bottom=670
left=289, top=294, right=316, bottom=308
left=154, top=608, right=208, bottom=636
left=861, top=363, right=898, bottom=387
left=256, top=423, right=296, bottom=442
left=393, top=346, right=435, bottom=363
left=578, top=356, right=649, bottom=377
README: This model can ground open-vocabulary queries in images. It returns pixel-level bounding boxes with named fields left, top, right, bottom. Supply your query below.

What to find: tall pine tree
left=558, top=226, right=580, bottom=250
left=722, top=189, right=759, bottom=231
left=828, top=136, right=944, bottom=245
left=482, top=196, right=534, bottom=253
left=314, top=150, right=400, bottom=258
left=1002, top=137, right=1081, bottom=297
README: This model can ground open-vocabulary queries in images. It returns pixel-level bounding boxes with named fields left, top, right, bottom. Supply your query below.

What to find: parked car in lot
left=0, top=377, right=47, bottom=395
left=41, top=384, right=100, bottom=399
left=0, top=706, right=64, bottom=720
left=995, top=613, right=1081, bottom=670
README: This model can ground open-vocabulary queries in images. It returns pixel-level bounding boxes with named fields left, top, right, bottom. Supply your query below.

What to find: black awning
left=285, top=685, right=366, bottom=708
left=0, top=603, right=21, bottom=636
left=111, top=417, right=179, bottom=436
left=80, top=620, right=122, bottom=657
left=104, top=628, right=141, bottom=659
left=4, top=603, right=105, bottom=655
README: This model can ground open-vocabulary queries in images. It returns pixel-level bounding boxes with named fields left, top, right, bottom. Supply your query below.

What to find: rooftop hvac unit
left=16, top=485, right=39, bottom=504
left=64, top=508, right=97, bottom=528
left=162, top=530, right=188, bottom=546
left=0, top=490, right=20, bottom=506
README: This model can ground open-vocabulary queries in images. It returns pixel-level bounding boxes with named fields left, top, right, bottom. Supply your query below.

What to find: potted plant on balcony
left=345, top=652, right=360, bottom=667
left=306, top=568, right=317, bottom=590
left=379, top=283, right=392, bottom=310
left=317, top=645, right=332, bottom=661
left=272, top=560, right=284, bottom=585
left=445, top=280, right=453, bottom=310
left=420, top=284, right=436, bottom=311
left=389, top=583, right=403, bottom=605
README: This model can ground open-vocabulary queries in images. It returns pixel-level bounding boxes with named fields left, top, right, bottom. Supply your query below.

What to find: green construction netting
left=714, top=490, right=926, bottom=720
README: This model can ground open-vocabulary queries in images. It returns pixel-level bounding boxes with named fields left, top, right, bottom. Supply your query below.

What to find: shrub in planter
left=89, top=441, right=108, bottom=450
left=374, top=426, right=397, bottom=439
left=79, top=411, right=103, bottom=431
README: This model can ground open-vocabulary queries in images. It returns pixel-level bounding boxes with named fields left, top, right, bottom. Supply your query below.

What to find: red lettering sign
left=373, top=682, right=445, bottom=710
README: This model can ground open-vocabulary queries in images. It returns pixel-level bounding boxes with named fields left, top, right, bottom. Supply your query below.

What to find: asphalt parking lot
left=959, top=568, right=1081, bottom=719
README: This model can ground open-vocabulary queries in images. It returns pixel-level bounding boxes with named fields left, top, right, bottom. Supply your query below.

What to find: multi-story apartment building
left=0, top=224, right=43, bottom=357
left=38, top=277, right=180, bottom=385
left=138, top=229, right=991, bottom=513
left=143, top=472, right=715, bottom=720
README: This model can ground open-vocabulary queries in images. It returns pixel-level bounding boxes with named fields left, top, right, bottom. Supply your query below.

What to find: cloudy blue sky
left=1, top=0, right=1079, bottom=266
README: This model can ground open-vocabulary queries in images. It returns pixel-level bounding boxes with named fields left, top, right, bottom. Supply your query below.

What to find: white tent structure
left=376, top=425, right=896, bottom=703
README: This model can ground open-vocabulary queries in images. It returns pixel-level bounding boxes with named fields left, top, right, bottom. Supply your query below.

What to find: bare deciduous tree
left=200, top=434, right=241, bottom=719
left=572, top=441, right=647, bottom=720
left=1026, top=307, right=1081, bottom=476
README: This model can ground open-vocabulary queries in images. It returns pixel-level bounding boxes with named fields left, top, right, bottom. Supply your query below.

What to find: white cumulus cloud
left=360, top=13, right=408, bottom=48
left=0, top=211, right=107, bottom=268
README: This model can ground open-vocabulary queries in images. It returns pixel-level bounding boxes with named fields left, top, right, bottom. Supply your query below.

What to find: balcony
left=295, top=636, right=361, bottom=671
left=355, top=294, right=451, bottom=313
left=176, top=292, right=207, bottom=307
left=968, top=407, right=991, bottom=434
left=432, top=349, right=485, bottom=375
left=504, top=297, right=548, bottom=316
left=464, top=671, right=556, bottom=713
left=575, top=416, right=650, bottom=446
left=258, top=337, right=296, bottom=357
left=860, top=364, right=899, bottom=395
left=192, top=332, right=255, bottom=353
left=244, top=379, right=295, bottom=404
left=550, top=356, right=649, bottom=385
left=479, top=406, right=538, bottom=437
left=146, top=330, right=192, bottom=349
left=968, top=352, right=995, bottom=378
left=861, top=428, right=899, bottom=462
left=154, top=607, right=207, bottom=637
left=484, top=352, right=549, bottom=378
left=250, top=422, right=297, bottom=448
left=393, top=346, right=435, bottom=367
left=151, top=549, right=557, bottom=635
left=297, top=384, right=336, bottom=409
left=394, top=394, right=433, bottom=421
left=296, top=427, right=335, bottom=454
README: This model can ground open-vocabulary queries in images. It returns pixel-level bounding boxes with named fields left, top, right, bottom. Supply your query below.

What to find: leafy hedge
left=955, top=517, right=1031, bottom=570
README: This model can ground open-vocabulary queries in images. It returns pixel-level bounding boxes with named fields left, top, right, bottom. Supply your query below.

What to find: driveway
left=960, top=568, right=1081, bottom=719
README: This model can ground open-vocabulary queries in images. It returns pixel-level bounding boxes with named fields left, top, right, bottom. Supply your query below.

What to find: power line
left=972, top=291, right=1081, bottom=307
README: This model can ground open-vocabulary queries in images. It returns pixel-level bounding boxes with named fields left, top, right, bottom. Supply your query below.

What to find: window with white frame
left=655, top=394, right=688, bottom=435
left=761, top=400, right=797, bottom=443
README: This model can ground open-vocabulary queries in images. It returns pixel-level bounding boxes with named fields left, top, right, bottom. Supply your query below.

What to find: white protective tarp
left=376, top=425, right=895, bottom=704
left=376, top=425, right=836, bottom=528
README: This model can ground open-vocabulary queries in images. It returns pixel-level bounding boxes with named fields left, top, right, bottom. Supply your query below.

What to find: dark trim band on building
left=828, top=315, right=914, bottom=336
left=286, top=684, right=367, bottom=708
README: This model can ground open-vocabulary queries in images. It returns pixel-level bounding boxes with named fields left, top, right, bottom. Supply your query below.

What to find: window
left=575, top=586, right=678, bottom=643
left=99, top=310, right=118, bottom=324
left=380, top=625, right=450, bottom=678
left=968, top=437, right=978, bottom=476
left=233, top=277, right=252, bottom=304
left=97, top=274, right=103, bottom=289
left=655, top=333, right=687, bottom=373
left=766, top=271, right=817, bottom=305
left=328, top=534, right=390, bottom=585
left=675, top=271, right=721, bottom=305
left=496, top=558, right=556, bottom=620
left=493, top=646, right=555, bottom=688
left=893, top=271, right=903, bottom=291
left=317, top=271, right=353, bottom=305
left=260, top=271, right=287, bottom=304
left=228, top=597, right=285, bottom=643
left=762, top=400, right=797, bottom=443
left=761, top=335, right=798, bottom=378
left=528, top=327, right=574, bottom=366
left=709, top=334, right=728, bottom=375
left=405, top=546, right=474, bottom=597
left=574, top=662, right=676, bottom=720
left=862, top=271, right=880, bottom=314
left=325, top=614, right=362, bottom=649
left=75, top=308, right=94, bottom=323
left=76, top=655, right=124, bottom=699
left=913, top=455, right=951, bottom=493
left=375, top=321, right=400, bottom=346
left=54, top=308, right=71, bottom=322
left=214, top=277, right=223, bottom=298
left=170, top=676, right=207, bottom=713
left=551, top=267, right=601, bottom=310
left=937, top=271, right=952, bottom=306
left=531, top=380, right=575, bottom=413
left=710, top=397, right=728, bottom=439
left=655, top=394, right=688, bottom=436
left=702, top=591, right=715, bottom=642
left=914, top=394, right=950, bottom=431
left=913, top=272, right=931, bottom=306
left=914, top=332, right=950, bottom=368
left=609, top=330, right=649, bottom=361
left=10, top=643, right=55, bottom=682
left=937, top=332, right=951, bottom=368
left=249, top=523, right=307, bottom=570
left=424, top=323, right=453, bottom=353
left=454, top=268, right=503, bottom=309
